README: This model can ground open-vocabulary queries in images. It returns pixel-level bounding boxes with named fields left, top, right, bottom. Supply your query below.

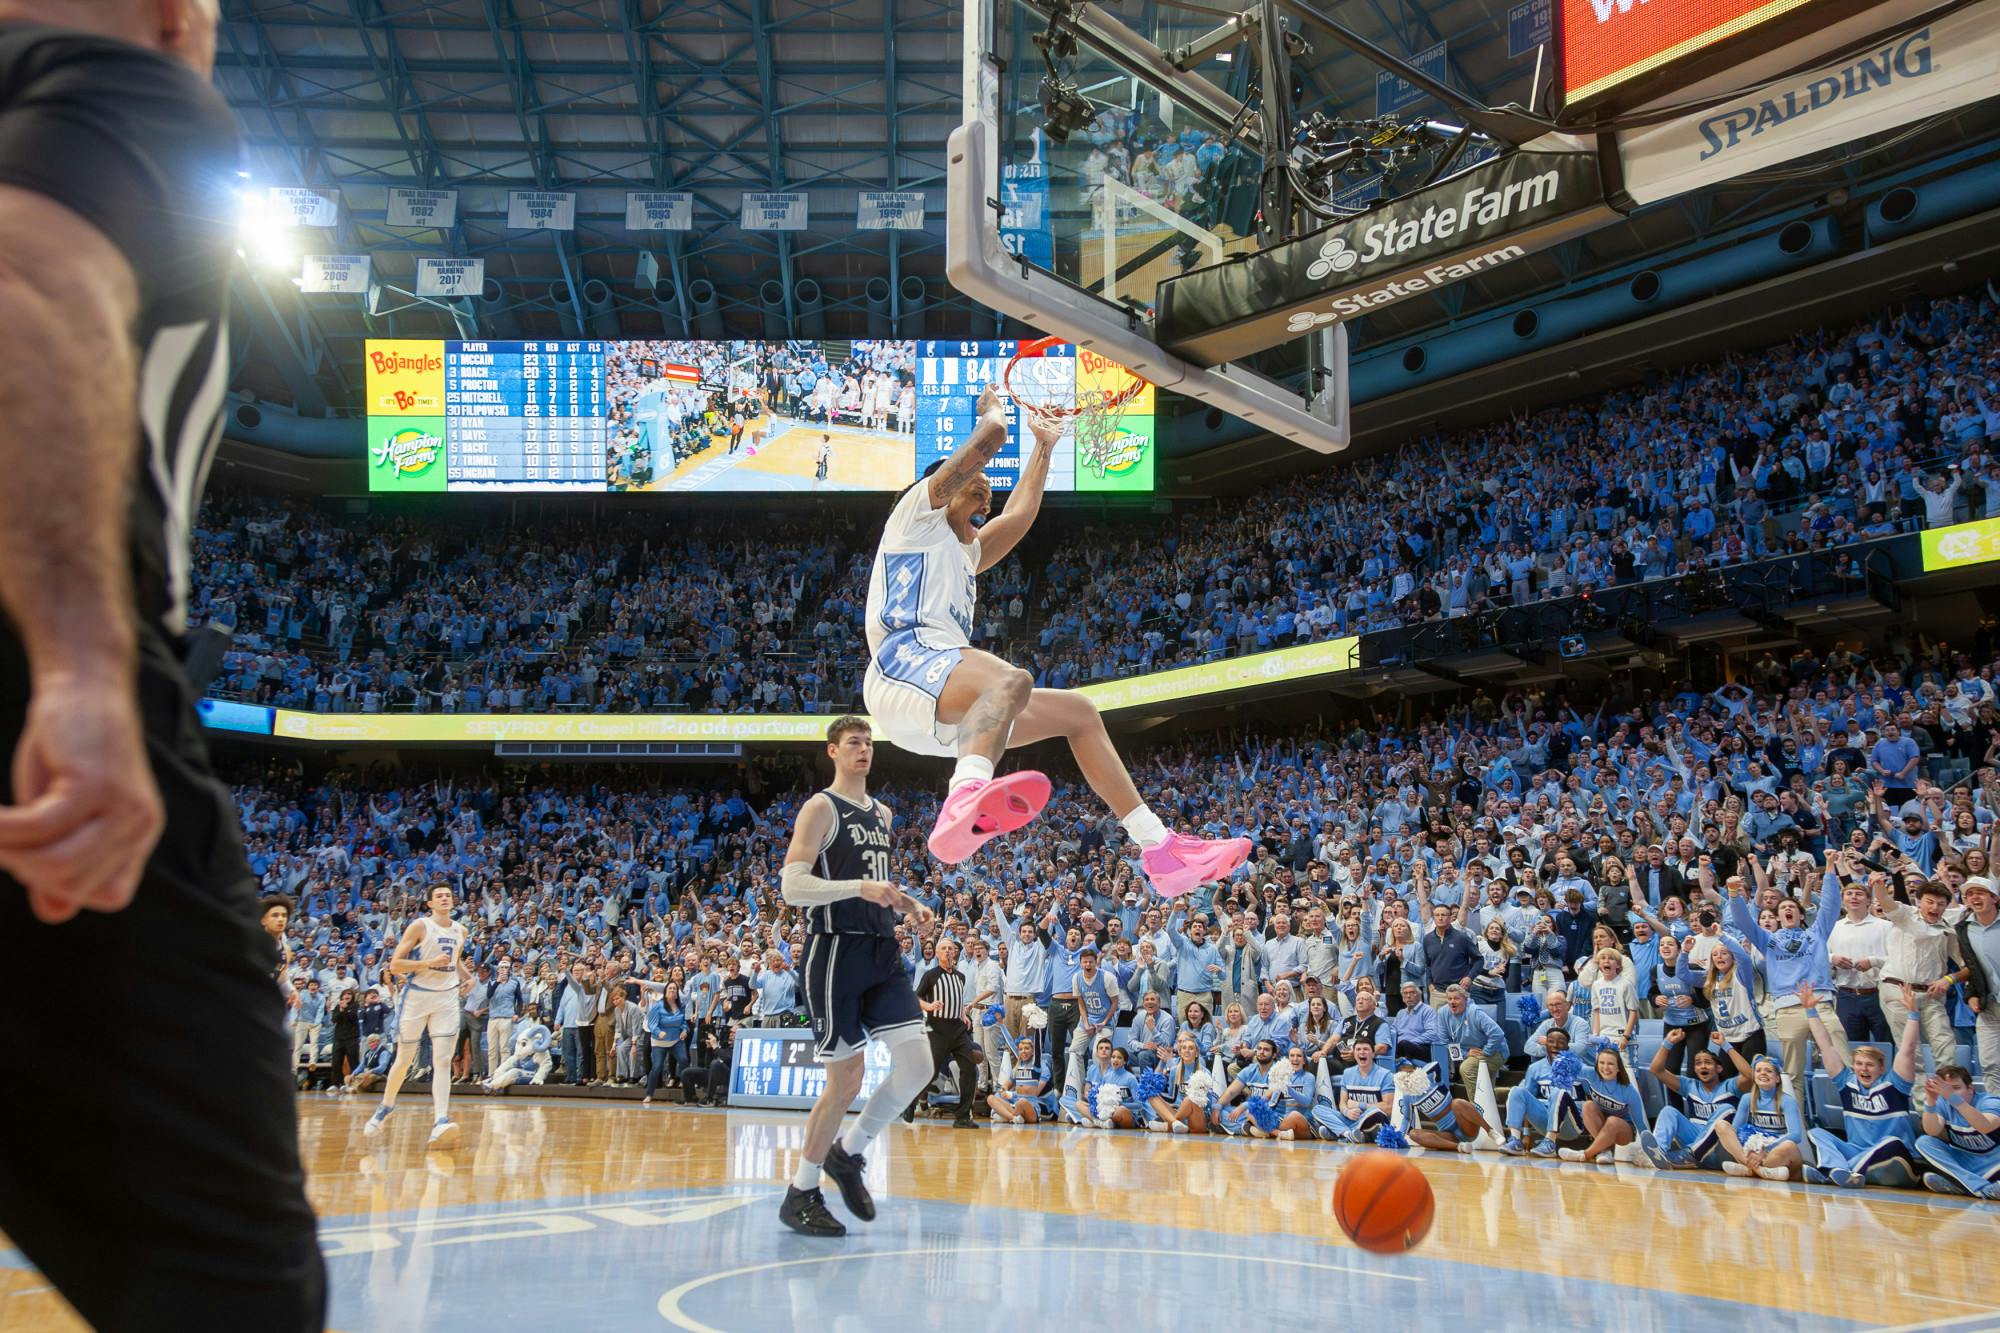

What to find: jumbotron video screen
left=364, top=337, right=1155, bottom=495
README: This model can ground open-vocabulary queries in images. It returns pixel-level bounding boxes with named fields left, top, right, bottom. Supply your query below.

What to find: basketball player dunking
left=778, top=716, right=937, bottom=1237
left=863, top=383, right=1249, bottom=894
left=366, top=883, right=472, bottom=1146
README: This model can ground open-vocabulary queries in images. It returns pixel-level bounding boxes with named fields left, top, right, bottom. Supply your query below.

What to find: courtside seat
left=1633, top=1068, right=1667, bottom=1121
left=1811, top=1072, right=1844, bottom=1134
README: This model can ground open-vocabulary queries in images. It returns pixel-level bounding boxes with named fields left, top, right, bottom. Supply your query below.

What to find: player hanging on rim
left=778, top=716, right=938, bottom=1238
left=863, top=383, right=1249, bottom=895
left=365, top=882, right=472, bottom=1147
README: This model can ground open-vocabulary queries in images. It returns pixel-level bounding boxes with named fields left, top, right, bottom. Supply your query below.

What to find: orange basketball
left=1332, top=1151, right=1434, bottom=1254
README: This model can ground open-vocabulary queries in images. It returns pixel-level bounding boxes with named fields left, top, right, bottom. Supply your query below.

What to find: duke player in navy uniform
left=778, top=716, right=937, bottom=1238
left=0, top=2, right=324, bottom=1328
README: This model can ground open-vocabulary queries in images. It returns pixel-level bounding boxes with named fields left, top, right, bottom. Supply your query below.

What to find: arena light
left=236, top=187, right=298, bottom=270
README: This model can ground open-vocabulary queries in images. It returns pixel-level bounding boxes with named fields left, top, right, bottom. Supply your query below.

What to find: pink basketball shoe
left=926, top=771, right=1052, bottom=865
left=1141, top=832, right=1252, bottom=898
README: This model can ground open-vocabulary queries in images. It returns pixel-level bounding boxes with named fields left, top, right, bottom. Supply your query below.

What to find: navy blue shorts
left=802, top=933, right=923, bottom=1062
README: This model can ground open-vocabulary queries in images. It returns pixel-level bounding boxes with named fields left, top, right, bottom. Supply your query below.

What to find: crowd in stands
left=195, top=285, right=2000, bottom=712
left=260, top=628, right=2000, bottom=1196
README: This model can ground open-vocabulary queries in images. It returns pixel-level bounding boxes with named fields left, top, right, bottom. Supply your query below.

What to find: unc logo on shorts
left=1307, top=235, right=1359, bottom=280
left=923, top=658, right=950, bottom=686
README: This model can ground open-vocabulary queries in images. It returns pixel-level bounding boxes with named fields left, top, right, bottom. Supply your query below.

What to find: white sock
left=1120, top=803, right=1169, bottom=848
left=433, top=1065, right=451, bottom=1120
left=949, top=754, right=995, bottom=794
left=793, top=1160, right=823, bottom=1190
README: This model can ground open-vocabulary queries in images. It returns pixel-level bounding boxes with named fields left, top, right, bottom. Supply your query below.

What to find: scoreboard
left=363, top=337, right=1154, bottom=494
left=727, top=1027, right=893, bottom=1109
left=915, top=339, right=1154, bottom=493
left=916, top=339, right=1076, bottom=491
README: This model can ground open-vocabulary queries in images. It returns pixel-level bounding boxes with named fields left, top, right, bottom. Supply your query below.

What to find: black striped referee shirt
left=916, top=965, right=968, bottom=1028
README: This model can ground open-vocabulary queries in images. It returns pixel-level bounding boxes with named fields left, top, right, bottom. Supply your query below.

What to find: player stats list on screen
left=365, top=340, right=608, bottom=492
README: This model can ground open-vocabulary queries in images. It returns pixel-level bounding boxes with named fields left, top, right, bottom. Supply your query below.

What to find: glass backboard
left=950, top=0, right=1352, bottom=454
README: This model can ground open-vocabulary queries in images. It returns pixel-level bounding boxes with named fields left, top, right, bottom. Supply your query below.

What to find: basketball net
left=1003, top=335, right=1147, bottom=480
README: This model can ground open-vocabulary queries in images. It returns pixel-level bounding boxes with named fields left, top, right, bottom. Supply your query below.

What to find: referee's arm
left=0, top=185, right=162, bottom=922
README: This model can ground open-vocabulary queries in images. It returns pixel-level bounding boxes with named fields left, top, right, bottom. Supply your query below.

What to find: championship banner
left=1375, top=41, right=1447, bottom=116
left=858, top=191, right=926, bottom=230
left=740, top=192, right=808, bottom=230
left=299, top=255, right=371, bottom=294
left=416, top=257, right=486, bottom=298
left=268, top=187, right=339, bottom=227
left=1155, top=150, right=1615, bottom=364
left=507, top=191, right=576, bottom=230
left=1619, top=7, right=2000, bottom=208
left=387, top=188, right=458, bottom=228
left=626, top=192, right=693, bottom=231
left=1508, top=0, right=1553, bottom=58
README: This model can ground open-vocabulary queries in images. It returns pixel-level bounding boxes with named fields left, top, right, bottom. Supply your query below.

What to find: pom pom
left=1549, top=1051, right=1582, bottom=1092
left=1094, top=1084, right=1126, bottom=1119
left=981, top=1005, right=1004, bottom=1028
left=1393, top=1067, right=1432, bottom=1099
left=1244, top=1095, right=1282, bottom=1132
left=1023, top=1002, right=1049, bottom=1030
left=1134, top=1070, right=1168, bottom=1103
left=1515, top=994, right=1545, bottom=1027
left=1373, top=1124, right=1411, bottom=1151
left=1185, top=1070, right=1217, bottom=1103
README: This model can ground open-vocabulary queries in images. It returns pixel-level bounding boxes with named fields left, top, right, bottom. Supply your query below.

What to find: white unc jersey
left=865, top=481, right=981, bottom=657
left=408, top=916, right=467, bottom=992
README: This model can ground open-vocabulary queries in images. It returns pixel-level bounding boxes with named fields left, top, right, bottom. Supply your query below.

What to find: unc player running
left=365, top=883, right=472, bottom=1146
left=864, top=383, right=1248, bottom=895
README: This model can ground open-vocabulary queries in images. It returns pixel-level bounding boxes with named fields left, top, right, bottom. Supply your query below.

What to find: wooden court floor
left=5, top=1096, right=1999, bottom=1332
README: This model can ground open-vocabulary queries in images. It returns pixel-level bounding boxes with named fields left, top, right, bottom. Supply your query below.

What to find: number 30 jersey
left=808, top=790, right=898, bottom=938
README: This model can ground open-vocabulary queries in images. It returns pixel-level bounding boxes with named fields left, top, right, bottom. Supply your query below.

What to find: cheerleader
left=1060, top=1036, right=1132, bottom=1128
left=1401, top=1061, right=1500, bottom=1152
left=1712, top=1053, right=1805, bottom=1180
left=1214, top=1038, right=1281, bottom=1137
left=1090, top=1044, right=1142, bottom=1129
left=1142, top=1033, right=1202, bottom=1133
left=1311, top=1040, right=1394, bottom=1143
left=1269, top=1047, right=1319, bottom=1141
left=987, top=1037, right=1049, bottom=1125
left=1556, top=1044, right=1647, bottom=1164
left=1639, top=1029, right=1754, bottom=1170
left=1799, top=982, right=1923, bottom=1189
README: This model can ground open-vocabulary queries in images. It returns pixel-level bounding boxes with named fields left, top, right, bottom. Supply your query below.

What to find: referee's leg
left=0, top=785, right=324, bottom=1328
